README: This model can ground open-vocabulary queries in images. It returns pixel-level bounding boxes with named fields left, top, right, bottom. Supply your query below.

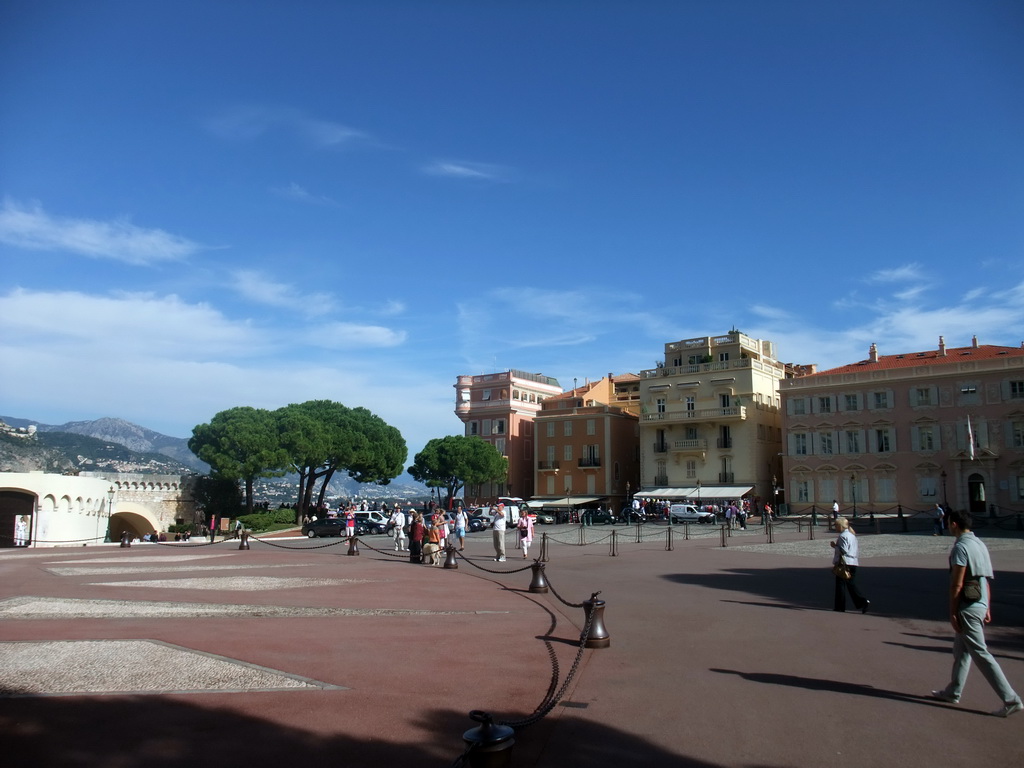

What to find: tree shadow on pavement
left=0, top=693, right=774, bottom=768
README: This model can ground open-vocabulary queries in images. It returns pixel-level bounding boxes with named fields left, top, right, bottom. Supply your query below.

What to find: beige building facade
left=638, top=331, right=785, bottom=505
left=533, top=375, right=640, bottom=511
left=454, top=369, right=563, bottom=502
left=780, top=336, right=1024, bottom=517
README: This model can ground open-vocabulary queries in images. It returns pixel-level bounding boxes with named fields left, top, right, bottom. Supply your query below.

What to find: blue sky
left=2, top=1, right=1023, bottom=460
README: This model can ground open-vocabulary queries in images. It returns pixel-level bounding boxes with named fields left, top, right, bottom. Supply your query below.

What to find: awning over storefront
left=637, top=485, right=754, bottom=500
left=528, top=496, right=603, bottom=508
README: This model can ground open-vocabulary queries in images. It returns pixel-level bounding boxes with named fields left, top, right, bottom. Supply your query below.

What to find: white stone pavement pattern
left=0, top=639, right=343, bottom=696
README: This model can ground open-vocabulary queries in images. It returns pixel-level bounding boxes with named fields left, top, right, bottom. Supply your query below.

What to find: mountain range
left=0, top=415, right=427, bottom=501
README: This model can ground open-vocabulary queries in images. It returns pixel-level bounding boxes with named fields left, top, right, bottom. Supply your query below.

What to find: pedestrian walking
left=408, top=512, right=425, bottom=564
left=931, top=509, right=1022, bottom=717
left=491, top=502, right=507, bottom=562
left=390, top=506, right=407, bottom=551
left=830, top=517, right=869, bottom=613
left=454, top=507, right=468, bottom=551
left=517, top=511, right=535, bottom=558
left=932, top=504, right=945, bottom=536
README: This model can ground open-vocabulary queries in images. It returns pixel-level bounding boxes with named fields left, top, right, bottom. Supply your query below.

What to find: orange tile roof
left=814, top=344, right=1024, bottom=376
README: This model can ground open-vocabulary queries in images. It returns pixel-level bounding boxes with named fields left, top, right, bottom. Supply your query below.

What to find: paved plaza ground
left=1, top=522, right=1022, bottom=767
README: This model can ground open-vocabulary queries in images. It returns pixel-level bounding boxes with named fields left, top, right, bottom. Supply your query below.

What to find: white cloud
left=272, top=182, right=342, bottom=207
left=0, top=199, right=203, bottom=265
left=422, top=160, right=511, bottom=182
left=317, top=322, right=407, bottom=348
left=868, top=263, right=924, bottom=283
left=230, top=269, right=333, bottom=315
left=206, top=106, right=364, bottom=149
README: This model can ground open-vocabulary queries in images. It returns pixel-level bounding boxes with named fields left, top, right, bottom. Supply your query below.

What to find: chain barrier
left=245, top=533, right=352, bottom=551
left=0, top=533, right=107, bottom=546
left=453, top=548, right=535, bottom=576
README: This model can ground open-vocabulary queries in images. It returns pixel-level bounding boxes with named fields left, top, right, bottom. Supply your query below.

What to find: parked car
left=354, top=511, right=388, bottom=525
left=302, top=518, right=346, bottom=538
left=356, top=520, right=388, bottom=536
left=669, top=504, right=716, bottom=524
left=533, top=511, right=555, bottom=525
left=587, top=508, right=616, bottom=525
left=468, top=513, right=491, bottom=532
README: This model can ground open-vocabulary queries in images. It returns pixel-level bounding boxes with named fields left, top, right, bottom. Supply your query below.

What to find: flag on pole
left=967, top=415, right=976, bottom=460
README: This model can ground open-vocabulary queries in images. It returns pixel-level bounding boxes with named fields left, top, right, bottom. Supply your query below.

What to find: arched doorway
left=0, top=490, right=35, bottom=547
left=109, top=510, right=159, bottom=541
left=967, top=473, right=986, bottom=516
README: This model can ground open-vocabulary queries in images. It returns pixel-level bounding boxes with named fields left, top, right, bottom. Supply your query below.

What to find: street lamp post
left=941, top=470, right=948, bottom=509
left=104, top=486, right=115, bottom=543
left=850, top=474, right=857, bottom=519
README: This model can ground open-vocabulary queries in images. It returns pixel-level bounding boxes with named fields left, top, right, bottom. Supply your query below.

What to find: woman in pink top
left=518, top=513, right=535, bottom=559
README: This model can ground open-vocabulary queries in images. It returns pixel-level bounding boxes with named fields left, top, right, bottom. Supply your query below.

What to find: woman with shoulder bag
left=830, top=517, right=870, bottom=613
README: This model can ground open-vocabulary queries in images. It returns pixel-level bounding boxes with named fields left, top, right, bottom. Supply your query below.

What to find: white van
left=354, top=510, right=388, bottom=525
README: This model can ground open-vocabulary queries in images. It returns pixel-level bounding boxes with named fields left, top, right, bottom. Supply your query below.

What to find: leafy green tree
left=189, top=474, right=244, bottom=524
left=275, top=400, right=407, bottom=521
left=407, top=435, right=507, bottom=505
left=188, top=407, right=289, bottom=515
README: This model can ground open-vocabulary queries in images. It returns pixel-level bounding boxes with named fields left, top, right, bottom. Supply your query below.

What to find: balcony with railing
left=578, top=458, right=602, bottom=469
left=653, top=474, right=668, bottom=486
left=671, top=439, right=707, bottom=453
left=538, top=460, right=560, bottom=471
left=641, top=406, right=747, bottom=423
left=640, top=355, right=784, bottom=379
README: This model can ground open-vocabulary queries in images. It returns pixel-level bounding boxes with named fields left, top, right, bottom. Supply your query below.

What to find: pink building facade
left=780, top=337, right=1024, bottom=517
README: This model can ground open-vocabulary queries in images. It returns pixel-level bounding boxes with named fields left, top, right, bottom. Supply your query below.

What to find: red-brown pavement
left=1, top=525, right=1022, bottom=768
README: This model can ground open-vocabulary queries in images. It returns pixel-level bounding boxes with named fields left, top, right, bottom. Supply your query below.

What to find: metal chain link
left=454, top=549, right=535, bottom=576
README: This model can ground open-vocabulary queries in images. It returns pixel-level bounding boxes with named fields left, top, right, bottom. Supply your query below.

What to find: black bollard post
left=665, top=526, right=673, bottom=551
left=238, top=530, right=250, bottom=550
left=528, top=561, right=549, bottom=593
left=540, top=532, right=549, bottom=562
left=720, top=524, right=727, bottom=548
left=347, top=536, right=360, bottom=556
left=609, top=529, right=618, bottom=557
left=444, top=544, right=458, bottom=569
left=120, top=531, right=131, bottom=548
left=811, top=505, right=818, bottom=527
left=462, top=710, right=515, bottom=768
left=582, top=593, right=610, bottom=649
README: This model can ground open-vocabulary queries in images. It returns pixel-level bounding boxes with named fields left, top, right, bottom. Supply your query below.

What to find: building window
left=685, top=396, right=694, bottom=412
left=495, top=419, right=506, bottom=435
left=1011, top=381, right=1024, bottom=399
left=482, top=419, right=492, bottom=436
left=915, top=387, right=932, bottom=406
left=793, top=433, right=808, bottom=455
left=819, top=432, right=834, bottom=455
left=657, top=398, right=667, bottom=413
left=818, top=396, right=832, bottom=413
left=685, top=426, right=698, bottom=440
left=512, top=390, right=520, bottom=400
left=918, top=476, right=938, bottom=498
left=482, top=389, right=491, bottom=401
left=844, top=394, right=859, bottom=411
left=495, top=438, right=506, bottom=454
left=586, top=419, right=596, bottom=435
left=919, top=425, right=936, bottom=451
left=546, top=422, right=555, bottom=438
left=845, top=430, right=861, bottom=454
left=685, top=460, right=696, bottom=478
left=563, top=445, right=573, bottom=461
left=876, top=476, right=896, bottom=502
left=796, top=480, right=810, bottom=502
left=875, top=428, right=892, bottom=453
left=719, top=352, right=730, bottom=362
left=720, top=394, right=731, bottom=408
left=873, top=391, right=889, bottom=409
left=469, top=421, right=478, bottom=436
left=563, top=420, right=572, bottom=436
left=1013, top=421, right=1024, bottom=449
left=546, top=445, right=556, bottom=462
left=792, top=398, right=806, bottom=415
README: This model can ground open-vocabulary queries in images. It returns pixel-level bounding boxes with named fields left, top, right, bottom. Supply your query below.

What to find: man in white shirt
left=389, top=506, right=407, bottom=552
left=491, top=502, right=507, bottom=562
